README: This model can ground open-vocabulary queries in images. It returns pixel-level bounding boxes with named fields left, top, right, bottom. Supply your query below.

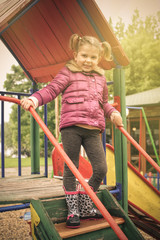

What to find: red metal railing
left=118, top=127, right=160, bottom=174
left=0, top=95, right=128, bottom=240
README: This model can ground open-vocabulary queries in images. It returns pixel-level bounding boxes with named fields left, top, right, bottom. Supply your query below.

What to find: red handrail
left=0, top=95, right=128, bottom=240
left=118, top=126, right=160, bottom=174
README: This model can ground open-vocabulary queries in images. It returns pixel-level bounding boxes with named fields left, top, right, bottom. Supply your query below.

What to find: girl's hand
left=20, top=98, right=35, bottom=111
left=110, top=111, right=124, bottom=128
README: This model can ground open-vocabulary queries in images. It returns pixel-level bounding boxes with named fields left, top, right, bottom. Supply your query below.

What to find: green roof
left=126, top=87, right=160, bottom=106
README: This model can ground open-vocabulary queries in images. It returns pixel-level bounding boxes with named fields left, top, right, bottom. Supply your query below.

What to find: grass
left=0, top=157, right=52, bottom=168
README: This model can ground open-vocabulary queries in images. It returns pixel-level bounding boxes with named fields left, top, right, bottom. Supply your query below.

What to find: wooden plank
left=34, top=75, right=53, bottom=83
left=65, top=0, right=97, bottom=37
left=21, top=4, right=69, bottom=63
left=4, top=25, right=40, bottom=68
left=112, top=45, right=128, bottom=66
left=0, top=0, right=32, bottom=30
left=37, top=0, right=72, bottom=58
left=0, top=0, right=32, bottom=20
left=20, top=6, right=56, bottom=65
left=55, top=217, right=125, bottom=239
left=28, top=62, right=66, bottom=78
left=2, top=30, right=33, bottom=69
left=0, top=176, right=64, bottom=203
left=99, top=59, right=115, bottom=70
left=54, top=0, right=82, bottom=37
left=11, top=19, right=49, bottom=66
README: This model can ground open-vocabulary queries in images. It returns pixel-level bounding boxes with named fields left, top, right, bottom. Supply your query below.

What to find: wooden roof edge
left=0, top=0, right=35, bottom=33
left=112, top=46, right=130, bottom=66
left=28, top=62, right=66, bottom=78
left=28, top=60, right=115, bottom=79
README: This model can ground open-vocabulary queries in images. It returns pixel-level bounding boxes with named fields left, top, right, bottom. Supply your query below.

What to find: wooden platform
left=0, top=171, right=115, bottom=205
left=0, top=175, right=64, bottom=204
left=55, top=217, right=125, bottom=239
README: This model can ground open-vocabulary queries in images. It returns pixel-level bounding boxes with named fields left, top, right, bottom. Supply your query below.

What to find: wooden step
left=54, top=217, right=125, bottom=239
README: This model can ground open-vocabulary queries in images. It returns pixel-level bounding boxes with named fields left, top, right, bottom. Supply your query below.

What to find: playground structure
left=0, top=91, right=160, bottom=239
left=1, top=92, right=160, bottom=239
left=105, top=145, right=160, bottom=237
left=0, top=95, right=145, bottom=240
left=0, top=0, right=160, bottom=239
left=126, top=106, right=160, bottom=174
left=52, top=142, right=160, bottom=222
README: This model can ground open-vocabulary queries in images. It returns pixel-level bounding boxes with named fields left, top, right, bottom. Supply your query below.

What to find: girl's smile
left=74, top=44, right=100, bottom=72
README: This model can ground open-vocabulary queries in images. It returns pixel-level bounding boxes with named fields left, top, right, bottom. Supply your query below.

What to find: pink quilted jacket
left=32, top=65, right=115, bottom=132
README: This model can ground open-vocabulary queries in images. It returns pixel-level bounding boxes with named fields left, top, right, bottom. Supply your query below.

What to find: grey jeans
left=61, top=126, right=107, bottom=192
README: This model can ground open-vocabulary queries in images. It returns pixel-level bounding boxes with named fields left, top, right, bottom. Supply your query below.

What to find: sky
left=96, top=0, right=160, bottom=26
left=0, top=0, right=160, bottom=121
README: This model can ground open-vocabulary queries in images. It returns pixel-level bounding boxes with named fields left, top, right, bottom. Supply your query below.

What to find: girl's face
left=74, top=44, right=100, bottom=72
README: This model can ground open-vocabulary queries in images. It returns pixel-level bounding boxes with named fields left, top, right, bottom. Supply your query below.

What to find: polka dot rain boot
left=78, top=185, right=103, bottom=219
left=65, top=190, right=80, bottom=228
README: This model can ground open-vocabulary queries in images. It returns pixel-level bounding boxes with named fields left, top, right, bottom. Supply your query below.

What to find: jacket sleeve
left=32, top=67, right=70, bottom=106
left=102, top=80, right=116, bottom=118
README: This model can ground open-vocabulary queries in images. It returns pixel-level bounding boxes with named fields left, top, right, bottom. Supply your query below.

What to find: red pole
left=0, top=95, right=128, bottom=240
left=118, top=126, right=160, bottom=174
left=148, top=172, right=152, bottom=184
left=138, top=110, right=142, bottom=172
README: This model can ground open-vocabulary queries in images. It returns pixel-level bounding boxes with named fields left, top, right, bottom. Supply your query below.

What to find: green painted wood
left=102, top=189, right=144, bottom=240
left=43, top=197, right=68, bottom=223
left=120, top=68, right=128, bottom=213
left=31, top=83, right=40, bottom=175
left=30, top=189, right=144, bottom=240
left=34, top=226, right=45, bottom=240
left=113, top=68, right=123, bottom=208
left=113, top=67, right=128, bottom=213
left=42, top=192, right=103, bottom=222
left=31, top=199, right=62, bottom=240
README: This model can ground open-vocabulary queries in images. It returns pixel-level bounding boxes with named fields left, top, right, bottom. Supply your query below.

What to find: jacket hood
left=66, top=60, right=105, bottom=76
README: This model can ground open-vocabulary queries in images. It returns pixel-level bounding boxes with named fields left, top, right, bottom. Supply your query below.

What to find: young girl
left=21, top=34, right=123, bottom=228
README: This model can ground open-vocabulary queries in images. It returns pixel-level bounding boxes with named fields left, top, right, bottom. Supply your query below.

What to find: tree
left=114, top=10, right=160, bottom=95
left=114, top=17, right=125, bottom=41
left=4, top=65, right=31, bottom=93
left=4, top=65, right=31, bottom=156
left=0, top=122, right=13, bottom=154
left=9, top=104, right=31, bottom=156
left=3, top=65, right=56, bottom=156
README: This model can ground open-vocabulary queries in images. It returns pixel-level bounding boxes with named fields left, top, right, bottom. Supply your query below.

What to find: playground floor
left=0, top=167, right=157, bottom=239
left=0, top=205, right=155, bottom=240
left=0, top=166, right=64, bottom=203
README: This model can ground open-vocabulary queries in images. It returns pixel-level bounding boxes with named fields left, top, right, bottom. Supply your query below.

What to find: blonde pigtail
left=69, top=34, right=82, bottom=52
left=101, top=41, right=113, bottom=61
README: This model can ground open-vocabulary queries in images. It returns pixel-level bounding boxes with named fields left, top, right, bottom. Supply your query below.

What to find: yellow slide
left=106, top=145, right=160, bottom=223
